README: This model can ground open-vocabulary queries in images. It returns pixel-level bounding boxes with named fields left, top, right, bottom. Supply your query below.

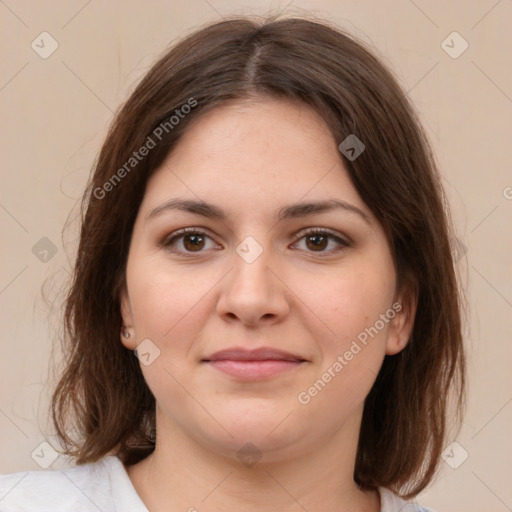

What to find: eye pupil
left=184, top=234, right=205, bottom=251
left=306, top=234, right=328, bottom=251
left=166, top=230, right=344, bottom=256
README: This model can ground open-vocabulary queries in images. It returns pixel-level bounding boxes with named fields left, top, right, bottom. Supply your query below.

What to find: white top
left=0, top=455, right=435, bottom=511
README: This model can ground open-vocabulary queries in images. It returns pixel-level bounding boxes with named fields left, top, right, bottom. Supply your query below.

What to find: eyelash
left=161, top=227, right=349, bottom=257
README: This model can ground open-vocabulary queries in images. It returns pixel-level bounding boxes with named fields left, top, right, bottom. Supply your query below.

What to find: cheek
left=319, top=266, right=394, bottom=340
left=304, top=258, right=395, bottom=391
left=126, top=262, right=210, bottom=411
left=300, top=278, right=393, bottom=413
left=127, top=255, right=209, bottom=339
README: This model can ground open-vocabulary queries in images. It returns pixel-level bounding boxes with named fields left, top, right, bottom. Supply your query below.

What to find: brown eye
left=293, top=229, right=349, bottom=256
left=163, top=228, right=218, bottom=255
left=305, top=234, right=329, bottom=251
left=182, top=234, right=206, bottom=251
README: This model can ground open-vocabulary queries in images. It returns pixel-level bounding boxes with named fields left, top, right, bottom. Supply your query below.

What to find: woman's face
left=121, top=97, right=414, bottom=462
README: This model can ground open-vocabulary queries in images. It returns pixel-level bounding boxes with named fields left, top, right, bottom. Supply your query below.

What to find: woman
left=0, top=14, right=465, bottom=511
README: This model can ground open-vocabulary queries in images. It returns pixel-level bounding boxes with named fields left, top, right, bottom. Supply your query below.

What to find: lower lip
left=206, top=360, right=303, bottom=380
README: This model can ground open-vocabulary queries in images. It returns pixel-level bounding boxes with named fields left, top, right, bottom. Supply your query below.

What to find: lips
left=202, top=347, right=307, bottom=381
left=203, top=347, right=306, bottom=363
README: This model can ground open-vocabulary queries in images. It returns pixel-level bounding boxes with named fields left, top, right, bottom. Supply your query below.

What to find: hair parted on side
left=50, top=13, right=465, bottom=499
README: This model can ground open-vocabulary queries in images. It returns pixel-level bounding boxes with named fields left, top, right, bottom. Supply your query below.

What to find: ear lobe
left=120, top=286, right=136, bottom=349
left=385, top=286, right=418, bottom=356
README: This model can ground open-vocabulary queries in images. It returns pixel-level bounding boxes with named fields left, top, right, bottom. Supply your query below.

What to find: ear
left=120, top=284, right=137, bottom=350
left=385, top=282, right=418, bottom=356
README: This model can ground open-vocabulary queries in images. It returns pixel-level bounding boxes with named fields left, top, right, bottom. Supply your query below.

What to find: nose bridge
left=232, top=234, right=273, bottom=296
left=217, top=234, right=289, bottom=324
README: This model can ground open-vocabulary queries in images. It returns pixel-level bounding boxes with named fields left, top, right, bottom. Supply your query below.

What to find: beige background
left=1, top=1, right=511, bottom=510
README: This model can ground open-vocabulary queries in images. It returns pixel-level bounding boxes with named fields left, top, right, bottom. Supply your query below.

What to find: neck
left=126, top=407, right=380, bottom=512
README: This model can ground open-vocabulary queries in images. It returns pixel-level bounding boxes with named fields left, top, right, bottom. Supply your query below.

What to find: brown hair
left=51, top=13, right=465, bottom=498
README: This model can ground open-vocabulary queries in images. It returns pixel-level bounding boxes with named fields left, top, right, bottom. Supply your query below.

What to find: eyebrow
left=146, top=198, right=370, bottom=224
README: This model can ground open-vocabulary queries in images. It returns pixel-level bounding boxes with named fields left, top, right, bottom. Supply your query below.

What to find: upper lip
left=203, top=347, right=306, bottom=362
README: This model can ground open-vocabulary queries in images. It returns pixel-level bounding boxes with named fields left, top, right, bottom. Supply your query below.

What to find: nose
left=216, top=243, right=290, bottom=327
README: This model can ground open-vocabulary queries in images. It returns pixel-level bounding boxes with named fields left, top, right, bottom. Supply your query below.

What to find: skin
left=120, top=97, right=416, bottom=512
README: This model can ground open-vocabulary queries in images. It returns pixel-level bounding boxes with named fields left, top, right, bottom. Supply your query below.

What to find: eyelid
left=293, top=226, right=350, bottom=244
left=161, top=226, right=350, bottom=256
left=161, top=227, right=217, bottom=248
left=289, top=227, right=350, bottom=256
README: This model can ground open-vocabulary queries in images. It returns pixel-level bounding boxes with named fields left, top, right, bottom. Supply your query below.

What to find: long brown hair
left=51, top=13, right=465, bottom=498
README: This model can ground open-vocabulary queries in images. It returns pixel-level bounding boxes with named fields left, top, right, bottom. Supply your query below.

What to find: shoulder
left=0, top=455, right=147, bottom=512
left=379, top=487, right=437, bottom=512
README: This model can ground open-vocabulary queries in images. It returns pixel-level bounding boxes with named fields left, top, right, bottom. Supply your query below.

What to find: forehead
left=139, top=97, right=370, bottom=221
left=172, top=96, right=337, bottom=167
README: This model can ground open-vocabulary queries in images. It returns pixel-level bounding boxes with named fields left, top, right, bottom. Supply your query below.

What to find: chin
left=201, top=404, right=303, bottom=454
